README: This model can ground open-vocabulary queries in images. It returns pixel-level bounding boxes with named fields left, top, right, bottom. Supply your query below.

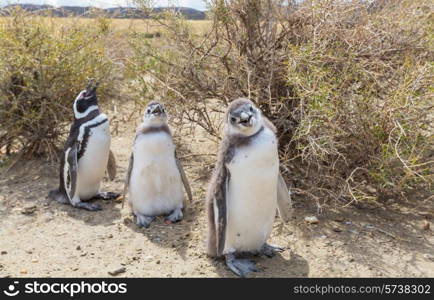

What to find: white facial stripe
left=73, top=90, right=98, bottom=119
left=77, top=114, right=108, bottom=147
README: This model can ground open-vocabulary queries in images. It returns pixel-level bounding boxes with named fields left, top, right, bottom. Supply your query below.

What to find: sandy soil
left=0, top=101, right=433, bottom=278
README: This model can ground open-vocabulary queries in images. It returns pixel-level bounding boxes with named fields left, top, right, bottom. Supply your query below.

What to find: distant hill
left=0, top=4, right=207, bottom=20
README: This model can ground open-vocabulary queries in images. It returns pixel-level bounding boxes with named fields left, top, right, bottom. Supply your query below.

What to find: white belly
left=129, top=132, right=184, bottom=216
left=223, top=127, right=279, bottom=254
left=77, top=118, right=111, bottom=200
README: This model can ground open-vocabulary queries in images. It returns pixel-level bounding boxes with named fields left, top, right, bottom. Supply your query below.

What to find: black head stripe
left=77, top=117, right=108, bottom=159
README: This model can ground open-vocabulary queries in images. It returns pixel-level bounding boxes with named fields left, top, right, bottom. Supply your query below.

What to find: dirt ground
left=0, top=100, right=433, bottom=278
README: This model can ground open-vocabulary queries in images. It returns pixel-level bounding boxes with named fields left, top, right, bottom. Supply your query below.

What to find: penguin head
left=73, top=79, right=99, bottom=119
left=143, top=101, right=167, bottom=126
left=226, top=98, right=263, bottom=136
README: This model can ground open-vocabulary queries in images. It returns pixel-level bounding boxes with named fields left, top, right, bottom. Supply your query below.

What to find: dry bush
left=129, top=0, right=433, bottom=205
left=0, top=8, right=116, bottom=161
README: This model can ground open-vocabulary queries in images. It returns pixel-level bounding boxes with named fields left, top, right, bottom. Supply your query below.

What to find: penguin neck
left=75, top=108, right=101, bottom=123
left=74, top=105, right=100, bottom=120
left=137, top=123, right=171, bottom=136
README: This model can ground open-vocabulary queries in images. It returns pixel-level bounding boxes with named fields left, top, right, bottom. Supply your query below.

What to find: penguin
left=206, top=98, right=292, bottom=277
left=48, top=80, right=119, bottom=211
left=123, top=101, right=192, bottom=228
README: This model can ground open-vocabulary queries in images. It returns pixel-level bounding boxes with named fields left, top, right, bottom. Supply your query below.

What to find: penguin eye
left=249, top=106, right=254, bottom=113
left=230, top=117, right=237, bottom=124
left=147, top=109, right=151, bottom=114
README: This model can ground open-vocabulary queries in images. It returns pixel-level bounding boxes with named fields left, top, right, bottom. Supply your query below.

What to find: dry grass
left=128, top=0, right=434, bottom=206
left=0, top=9, right=117, bottom=161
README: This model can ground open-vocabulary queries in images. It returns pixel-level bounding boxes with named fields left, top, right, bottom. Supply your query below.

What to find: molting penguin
left=123, top=101, right=192, bottom=228
left=206, top=98, right=292, bottom=277
left=48, top=80, right=119, bottom=211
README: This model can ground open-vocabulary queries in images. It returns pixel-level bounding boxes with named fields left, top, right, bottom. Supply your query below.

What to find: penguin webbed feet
left=225, top=253, right=258, bottom=278
left=92, top=192, right=120, bottom=201
left=259, top=243, right=285, bottom=258
left=164, top=207, right=183, bottom=224
left=73, top=201, right=102, bottom=211
left=136, top=214, right=155, bottom=228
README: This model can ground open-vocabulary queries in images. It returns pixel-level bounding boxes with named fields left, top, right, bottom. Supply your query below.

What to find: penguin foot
left=225, top=254, right=258, bottom=278
left=165, top=207, right=183, bottom=223
left=136, top=214, right=155, bottom=228
left=92, top=192, right=120, bottom=201
left=260, top=243, right=285, bottom=258
left=73, top=202, right=102, bottom=211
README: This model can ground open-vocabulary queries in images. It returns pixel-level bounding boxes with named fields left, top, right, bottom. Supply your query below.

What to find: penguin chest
left=77, top=119, right=111, bottom=200
left=224, top=128, right=279, bottom=253
left=129, top=132, right=184, bottom=216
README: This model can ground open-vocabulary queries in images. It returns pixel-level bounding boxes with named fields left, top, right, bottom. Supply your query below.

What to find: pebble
left=423, top=254, right=434, bottom=261
left=1, top=251, right=7, bottom=255
left=304, top=216, right=319, bottom=224
left=421, top=220, right=430, bottom=231
left=108, top=267, right=126, bottom=276
left=143, top=255, right=154, bottom=262
left=21, top=205, right=37, bottom=215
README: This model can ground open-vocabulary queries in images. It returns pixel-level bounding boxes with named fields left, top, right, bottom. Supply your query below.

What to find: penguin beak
left=239, top=111, right=253, bottom=126
left=85, top=80, right=99, bottom=98
left=151, top=106, right=163, bottom=115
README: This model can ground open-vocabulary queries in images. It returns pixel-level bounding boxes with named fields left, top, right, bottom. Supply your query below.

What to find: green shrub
left=129, top=0, right=433, bottom=205
left=0, top=8, right=115, bottom=159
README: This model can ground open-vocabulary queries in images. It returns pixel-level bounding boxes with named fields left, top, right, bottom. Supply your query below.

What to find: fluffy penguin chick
left=48, top=80, right=119, bottom=211
left=206, top=98, right=292, bottom=277
left=123, top=102, right=192, bottom=228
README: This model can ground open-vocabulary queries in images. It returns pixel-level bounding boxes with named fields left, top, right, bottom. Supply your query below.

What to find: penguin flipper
left=64, top=143, right=78, bottom=203
left=215, top=166, right=230, bottom=257
left=175, top=153, right=192, bottom=207
left=277, top=172, right=292, bottom=223
left=106, top=149, right=117, bottom=181
left=122, top=152, right=134, bottom=208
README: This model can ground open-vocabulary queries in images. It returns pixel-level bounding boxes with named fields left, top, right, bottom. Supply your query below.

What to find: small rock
left=31, top=259, right=38, bottom=263
left=108, top=267, right=126, bottom=276
left=1, top=251, right=7, bottom=255
left=423, top=254, right=434, bottom=261
left=107, top=234, right=113, bottom=238
left=21, top=205, right=37, bottom=215
left=143, top=255, right=153, bottom=262
left=76, top=246, right=81, bottom=251
left=304, top=216, right=319, bottom=224
left=80, top=252, right=87, bottom=257
left=334, top=217, right=345, bottom=223
left=156, top=260, right=161, bottom=264
left=333, top=227, right=342, bottom=233
left=20, top=270, right=28, bottom=274
left=421, top=220, right=430, bottom=231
